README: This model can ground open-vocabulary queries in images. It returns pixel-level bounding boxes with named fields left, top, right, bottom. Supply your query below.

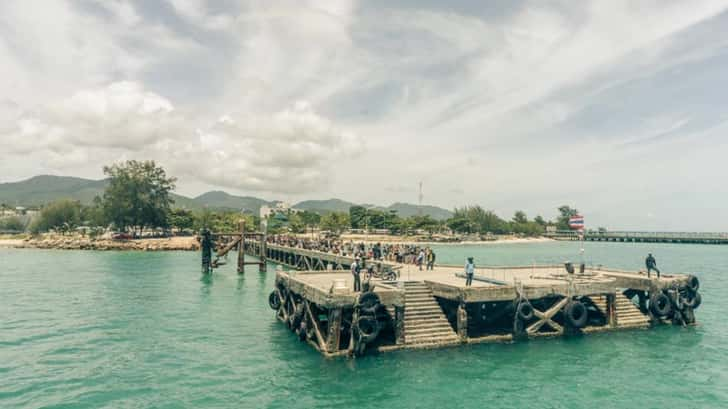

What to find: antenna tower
left=418, top=181, right=423, bottom=216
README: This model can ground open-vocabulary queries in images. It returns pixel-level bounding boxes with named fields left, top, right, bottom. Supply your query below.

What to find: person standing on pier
left=645, top=253, right=660, bottom=278
left=352, top=257, right=362, bottom=292
left=426, top=249, right=436, bottom=270
left=465, top=257, right=475, bottom=286
left=417, top=249, right=425, bottom=270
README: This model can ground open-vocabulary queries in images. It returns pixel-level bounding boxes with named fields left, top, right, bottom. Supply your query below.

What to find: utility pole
left=418, top=181, right=423, bottom=217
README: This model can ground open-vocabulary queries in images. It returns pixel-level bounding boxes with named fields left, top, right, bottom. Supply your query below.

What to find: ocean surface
left=1, top=241, right=726, bottom=408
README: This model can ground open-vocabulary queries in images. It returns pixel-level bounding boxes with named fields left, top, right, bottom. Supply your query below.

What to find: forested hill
left=0, top=175, right=453, bottom=219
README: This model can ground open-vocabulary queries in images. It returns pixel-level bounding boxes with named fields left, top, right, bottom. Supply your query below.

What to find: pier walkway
left=547, top=231, right=728, bottom=244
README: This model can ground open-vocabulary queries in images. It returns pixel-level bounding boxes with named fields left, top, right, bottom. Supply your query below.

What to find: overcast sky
left=1, top=1, right=728, bottom=231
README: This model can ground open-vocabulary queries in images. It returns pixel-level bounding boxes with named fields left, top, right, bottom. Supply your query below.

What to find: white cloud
left=168, top=101, right=361, bottom=193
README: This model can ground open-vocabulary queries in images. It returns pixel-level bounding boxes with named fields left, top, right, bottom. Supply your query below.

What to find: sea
left=1, top=241, right=726, bottom=408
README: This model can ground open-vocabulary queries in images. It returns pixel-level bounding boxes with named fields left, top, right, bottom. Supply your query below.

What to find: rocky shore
left=0, top=235, right=199, bottom=251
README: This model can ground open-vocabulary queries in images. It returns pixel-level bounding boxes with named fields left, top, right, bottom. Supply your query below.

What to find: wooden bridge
left=547, top=231, right=728, bottom=245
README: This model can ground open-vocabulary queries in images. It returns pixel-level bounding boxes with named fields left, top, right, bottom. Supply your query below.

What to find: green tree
left=534, top=215, right=547, bottom=226
left=80, top=196, right=107, bottom=227
left=102, top=160, right=177, bottom=234
left=29, top=199, right=81, bottom=234
left=512, top=211, right=528, bottom=224
left=556, top=205, right=579, bottom=230
left=0, top=216, right=26, bottom=232
left=321, top=212, right=350, bottom=233
left=298, top=210, right=322, bottom=227
left=168, top=208, right=194, bottom=231
left=349, top=205, right=367, bottom=229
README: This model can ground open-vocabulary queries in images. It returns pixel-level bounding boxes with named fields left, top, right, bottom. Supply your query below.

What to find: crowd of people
left=266, top=235, right=437, bottom=269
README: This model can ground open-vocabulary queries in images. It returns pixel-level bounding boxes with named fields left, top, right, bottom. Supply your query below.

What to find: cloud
left=168, top=101, right=361, bottom=193
left=0, top=82, right=359, bottom=195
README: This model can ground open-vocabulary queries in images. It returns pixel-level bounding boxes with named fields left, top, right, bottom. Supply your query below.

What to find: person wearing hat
left=464, top=257, right=475, bottom=286
left=351, top=256, right=362, bottom=292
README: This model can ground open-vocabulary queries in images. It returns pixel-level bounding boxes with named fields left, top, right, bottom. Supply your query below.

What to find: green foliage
left=29, top=199, right=81, bottom=234
left=349, top=206, right=367, bottom=229
left=0, top=216, right=26, bottom=231
left=168, top=208, right=195, bottom=231
left=192, top=208, right=253, bottom=233
left=102, top=160, right=177, bottom=233
left=534, top=215, right=547, bottom=226
left=556, top=205, right=579, bottom=230
left=320, top=212, right=350, bottom=233
left=80, top=196, right=106, bottom=227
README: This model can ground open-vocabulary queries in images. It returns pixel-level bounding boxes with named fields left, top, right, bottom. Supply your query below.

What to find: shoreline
left=0, top=235, right=200, bottom=251
left=0, top=235, right=553, bottom=251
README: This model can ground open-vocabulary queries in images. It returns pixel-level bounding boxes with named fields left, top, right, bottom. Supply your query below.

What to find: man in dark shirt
left=645, top=253, right=660, bottom=278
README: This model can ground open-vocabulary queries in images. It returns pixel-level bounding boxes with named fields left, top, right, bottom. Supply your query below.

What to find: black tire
left=355, top=315, right=380, bottom=343
left=686, top=275, right=700, bottom=292
left=565, top=301, right=588, bottom=328
left=358, top=292, right=381, bottom=310
left=268, top=291, right=282, bottom=310
left=517, top=301, right=534, bottom=321
left=650, top=292, right=672, bottom=317
left=682, top=291, right=702, bottom=310
left=682, top=308, right=696, bottom=324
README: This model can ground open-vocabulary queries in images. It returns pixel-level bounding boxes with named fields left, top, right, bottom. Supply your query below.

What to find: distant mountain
left=0, top=175, right=454, bottom=220
left=193, top=191, right=271, bottom=214
left=385, top=202, right=453, bottom=220
left=293, top=198, right=357, bottom=214
left=294, top=198, right=453, bottom=220
left=0, top=175, right=199, bottom=209
left=0, top=175, right=107, bottom=206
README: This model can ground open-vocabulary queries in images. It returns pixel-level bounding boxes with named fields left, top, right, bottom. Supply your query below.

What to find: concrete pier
left=262, top=244, right=702, bottom=356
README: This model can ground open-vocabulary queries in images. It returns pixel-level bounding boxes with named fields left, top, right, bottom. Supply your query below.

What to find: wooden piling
left=237, top=221, right=245, bottom=274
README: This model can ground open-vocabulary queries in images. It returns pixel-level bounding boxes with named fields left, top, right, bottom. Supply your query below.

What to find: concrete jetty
left=259, top=244, right=703, bottom=356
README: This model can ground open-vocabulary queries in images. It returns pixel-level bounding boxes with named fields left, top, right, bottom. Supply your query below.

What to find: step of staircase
left=615, top=293, right=649, bottom=328
left=402, top=281, right=459, bottom=346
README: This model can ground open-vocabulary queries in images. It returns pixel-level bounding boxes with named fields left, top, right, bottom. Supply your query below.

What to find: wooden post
left=237, top=221, right=245, bottom=274
left=326, top=308, right=343, bottom=352
left=395, top=306, right=405, bottom=345
left=607, top=293, right=617, bottom=327
left=457, top=302, right=468, bottom=341
left=304, top=300, right=326, bottom=351
left=260, top=221, right=267, bottom=273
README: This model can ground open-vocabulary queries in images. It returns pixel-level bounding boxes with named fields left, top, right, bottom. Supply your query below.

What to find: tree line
left=15, top=160, right=581, bottom=237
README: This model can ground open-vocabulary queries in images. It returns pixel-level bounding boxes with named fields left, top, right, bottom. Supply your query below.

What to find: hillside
left=385, top=202, right=453, bottom=220
left=293, top=198, right=357, bottom=214
left=0, top=175, right=108, bottom=206
left=193, top=191, right=270, bottom=214
left=0, top=175, right=454, bottom=220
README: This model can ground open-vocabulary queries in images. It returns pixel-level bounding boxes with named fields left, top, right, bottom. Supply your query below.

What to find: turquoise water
left=1, top=241, right=726, bottom=408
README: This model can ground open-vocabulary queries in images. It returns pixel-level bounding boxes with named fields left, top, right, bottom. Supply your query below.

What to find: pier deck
left=268, top=250, right=701, bottom=356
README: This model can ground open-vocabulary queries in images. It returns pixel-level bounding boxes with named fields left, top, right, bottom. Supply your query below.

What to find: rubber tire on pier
left=686, top=275, right=700, bottom=293
left=289, top=303, right=304, bottom=329
left=355, top=315, right=381, bottom=343
left=650, top=292, right=672, bottom=317
left=517, top=301, right=534, bottom=321
left=682, top=291, right=702, bottom=310
left=565, top=301, right=588, bottom=328
left=358, top=292, right=381, bottom=311
left=268, top=291, right=282, bottom=310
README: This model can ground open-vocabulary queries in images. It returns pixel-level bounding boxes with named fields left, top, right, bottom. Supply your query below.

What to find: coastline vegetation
left=4, top=161, right=580, bottom=238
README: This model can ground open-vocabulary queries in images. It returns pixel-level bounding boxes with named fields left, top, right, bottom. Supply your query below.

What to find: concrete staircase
left=403, top=281, right=459, bottom=347
left=615, top=293, right=650, bottom=328
left=590, top=293, right=650, bottom=328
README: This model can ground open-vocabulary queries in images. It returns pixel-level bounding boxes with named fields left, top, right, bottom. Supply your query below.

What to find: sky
left=1, top=0, right=728, bottom=231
